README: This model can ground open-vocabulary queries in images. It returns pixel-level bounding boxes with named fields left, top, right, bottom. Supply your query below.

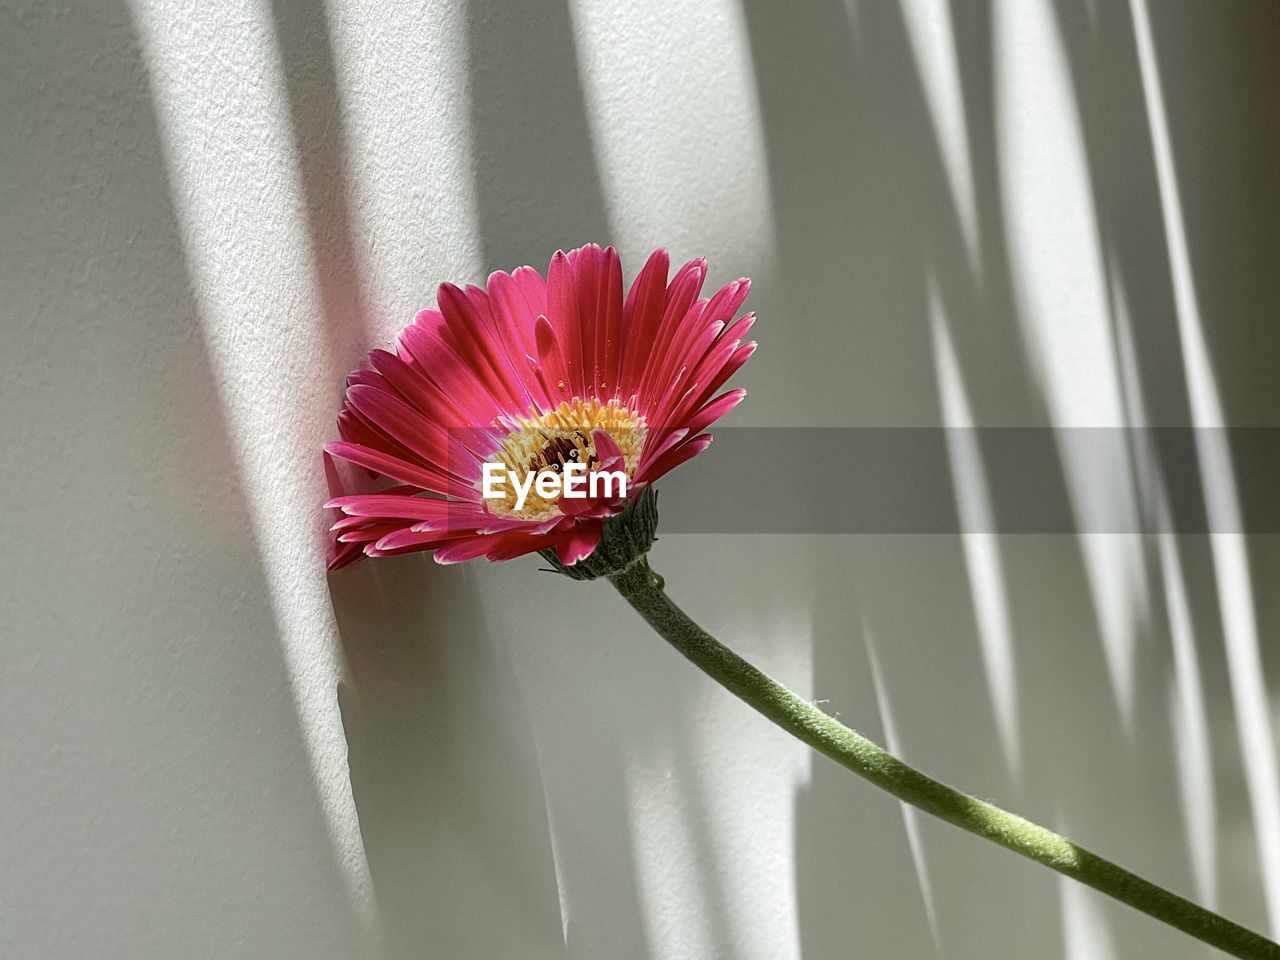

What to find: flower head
left=325, top=245, right=756, bottom=569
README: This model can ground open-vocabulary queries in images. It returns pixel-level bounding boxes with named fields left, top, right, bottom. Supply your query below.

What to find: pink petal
left=620, top=248, right=670, bottom=398
left=534, top=314, right=571, bottom=401
left=636, top=427, right=688, bottom=475
left=635, top=259, right=707, bottom=407
left=483, top=532, right=562, bottom=562
left=325, top=493, right=453, bottom=520
left=636, top=433, right=714, bottom=485
left=438, top=282, right=526, bottom=410
left=395, top=323, right=513, bottom=427
left=591, top=428, right=624, bottom=470
left=434, top=530, right=542, bottom=564
left=328, top=540, right=366, bottom=570
left=600, top=247, right=624, bottom=398
left=680, top=388, right=747, bottom=438
left=345, top=384, right=481, bottom=484
left=487, top=270, right=551, bottom=408
left=513, top=264, right=549, bottom=318
left=547, top=250, right=585, bottom=397
left=338, top=520, right=415, bottom=545
left=325, top=440, right=474, bottom=500
left=556, top=494, right=598, bottom=517
left=555, top=523, right=602, bottom=566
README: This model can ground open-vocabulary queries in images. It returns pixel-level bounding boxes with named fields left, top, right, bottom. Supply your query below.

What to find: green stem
left=608, top=557, right=1279, bottom=960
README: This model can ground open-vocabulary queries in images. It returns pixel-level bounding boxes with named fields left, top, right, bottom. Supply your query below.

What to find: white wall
left=4, top=1, right=1278, bottom=957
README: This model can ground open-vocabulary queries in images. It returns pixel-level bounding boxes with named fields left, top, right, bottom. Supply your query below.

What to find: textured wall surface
left=3, top=1, right=1279, bottom=957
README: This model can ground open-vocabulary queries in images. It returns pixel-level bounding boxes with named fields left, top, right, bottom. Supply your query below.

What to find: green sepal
left=538, top=486, right=659, bottom=580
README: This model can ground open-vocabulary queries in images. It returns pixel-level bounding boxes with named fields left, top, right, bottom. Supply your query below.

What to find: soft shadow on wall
left=327, top=1, right=754, bottom=954
left=459, top=3, right=759, bottom=953
left=320, top=0, right=1280, bottom=957
left=295, top=0, right=573, bottom=945
left=325, top=0, right=629, bottom=956
left=268, top=0, right=377, bottom=380
left=1049, top=0, right=1280, bottom=931
left=1, top=4, right=368, bottom=957
left=329, top=559, right=568, bottom=960
left=739, top=1, right=1059, bottom=954
left=464, top=0, right=612, bottom=268
left=740, top=0, right=1278, bottom=956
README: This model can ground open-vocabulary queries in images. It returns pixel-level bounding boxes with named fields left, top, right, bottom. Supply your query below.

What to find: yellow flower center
left=485, top=398, right=646, bottom=520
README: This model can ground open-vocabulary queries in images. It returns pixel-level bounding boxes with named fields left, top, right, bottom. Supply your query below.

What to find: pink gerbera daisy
left=325, top=245, right=757, bottom=570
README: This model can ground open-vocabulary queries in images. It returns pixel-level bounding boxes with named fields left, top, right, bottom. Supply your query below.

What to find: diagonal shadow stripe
left=1, top=2, right=368, bottom=955
left=268, top=0, right=372, bottom=374
left=463, top=0, right=612, bottom=270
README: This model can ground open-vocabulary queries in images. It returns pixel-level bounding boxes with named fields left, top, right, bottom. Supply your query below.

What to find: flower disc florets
left=486, top=399, right=646, bottom=521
